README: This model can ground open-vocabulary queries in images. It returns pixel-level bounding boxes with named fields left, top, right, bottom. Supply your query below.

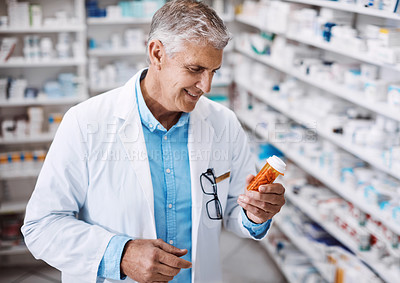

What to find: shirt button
left=168, top=204, right=172, bottom=208
left=149, top=123, right=153, bottom=128
left=157, top=125, right=162, bottom=130
left=166, top=168, right=171, bottom=173
left=169, top=240, right=174, bottom=245
left=164, top=135, right=168, bottom=140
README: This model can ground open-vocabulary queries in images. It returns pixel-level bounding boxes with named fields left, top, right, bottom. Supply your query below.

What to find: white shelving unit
left=285, top=191, right=397, bottom=283
left=0, top=95, right=88, bottom=107
left=236, top=109, right=400, bottom=233
left=0, top=200, right=27, bottom=215
left=234, top=2, right=400, bottom=280
left=283, top=0, right=400, bottom=20
left=272, top=216, right=333, bottom=282
left=0, top=169, right=41, bottom=181
left=0, top=25, right=86, bottom=33
left=235, top=46, right=400, bottom=123
left=0, top=245, right=30, bottom=256
left=87, top=17, right=152, bottom=25
left=259, top=236, right=302, bottom=283
left=234, top=41, right=400, bottom=280
left=285, top=33, right=400, bottom=72
left=0, top=133, right=55, bottom=145
left=0, top=58, right=86, bottom=68
left=236, top=94, right=400, bottom=283
left=89, top=83, right=122, bottom=93
left=236, top=14, right=283, bottom=34
left=88, top=48, right=145, bottom=57
left=235, top=78, right=400, bottom=180
left=236, top=14, right=400, bottom=72
left=0, top=0, right=87, bottom=259
left=86, top=3, right=153, bottom=95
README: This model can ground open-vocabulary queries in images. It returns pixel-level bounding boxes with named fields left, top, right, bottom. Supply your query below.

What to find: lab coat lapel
left=188, top=99, right=214, bottom=271
left=115, top=72, right=156, bottom=238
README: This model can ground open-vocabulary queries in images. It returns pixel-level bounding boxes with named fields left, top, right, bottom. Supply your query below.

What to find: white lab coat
left=22, top=70, right=260, bottom=283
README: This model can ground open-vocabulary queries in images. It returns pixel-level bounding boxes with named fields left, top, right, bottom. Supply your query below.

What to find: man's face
left=158, top=41, right=223, bottom=113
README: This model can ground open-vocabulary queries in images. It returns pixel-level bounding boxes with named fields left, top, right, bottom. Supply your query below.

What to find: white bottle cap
left=266, top=155, right=286, bottom=174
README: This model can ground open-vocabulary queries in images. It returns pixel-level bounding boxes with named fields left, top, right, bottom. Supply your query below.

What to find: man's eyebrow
left=213, top=66, right=221, bottom=72
left=185, top=64, right=221, bottom=72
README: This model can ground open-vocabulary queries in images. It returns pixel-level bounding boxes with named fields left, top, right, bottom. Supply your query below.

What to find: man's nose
left=196, top=71, right=213, bottom=94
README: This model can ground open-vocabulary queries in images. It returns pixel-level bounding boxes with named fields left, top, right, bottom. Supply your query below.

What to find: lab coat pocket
left=201, top=176, right=229, bottom=229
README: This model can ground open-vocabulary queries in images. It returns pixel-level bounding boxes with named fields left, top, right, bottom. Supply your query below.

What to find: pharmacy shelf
left=89, top=83, right=122, bottom=93
left=236, top=46, right=400, bottom=123
left=0, top=95, right=88, bottom=107
left=221, top=13, right=235, bottom=22
left=0, top=133, right=55, bottom=145
left=0, top=245, right=29, bottom=256
left=279, top=146, right=400, bottom=235
left=239, top=111, right=400, bottom=259
left=235, top=79, right=400, bottom=180
left=235, top=15, right=400, bottom=72
left=0, top=168, right=41, bottom=181
left=283, top=0, right=400, bottom=20
left=211, top=80, right=232, bottom=88
left=0, top=200, right=26, bottom=215
left=88, top=48, right=146, bottom=57
left=87, top=17, right=152, bottom=25
left=235, top=15, right=283, bottom=35
left=235, top=15, right=262, bottom=30
left=0, top=25, right=86, bottom=33
left=291, top=68, right=400, bottom=123
left=259, top=238, right=300, bottom=283
left=285, top=33, right=400, bottom=72
left=88, top=14, right=233, bottom=25
left=0, top=58, right=86, bottom=68
left=285, top=191, right=397, bottom=283
left=272, top=217, right=333, bottom=282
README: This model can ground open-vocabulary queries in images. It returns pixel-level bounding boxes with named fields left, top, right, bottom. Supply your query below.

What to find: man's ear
left=148, top=40, right=164, bottom=70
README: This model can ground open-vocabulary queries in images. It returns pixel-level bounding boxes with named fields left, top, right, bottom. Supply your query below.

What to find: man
left=22, top=0, right=285, bottom=282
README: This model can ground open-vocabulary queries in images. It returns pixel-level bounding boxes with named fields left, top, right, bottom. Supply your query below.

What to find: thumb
left=246, top=174, right=255, bottom=185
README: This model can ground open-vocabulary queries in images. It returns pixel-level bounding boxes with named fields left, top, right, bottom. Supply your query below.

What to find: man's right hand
left=120, top=239, right=192, bottom=283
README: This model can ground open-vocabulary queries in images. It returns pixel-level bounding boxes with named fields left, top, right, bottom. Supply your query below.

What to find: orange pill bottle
left=247, top=155, right=286, bottom=191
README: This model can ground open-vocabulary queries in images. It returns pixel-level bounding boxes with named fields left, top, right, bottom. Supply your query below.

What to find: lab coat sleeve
left=223, top=113, right=267, bottom=239
left=21, top=106, right=115, bottom=281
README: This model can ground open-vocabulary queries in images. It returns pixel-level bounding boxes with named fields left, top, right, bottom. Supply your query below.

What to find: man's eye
left=188, top=68, right=202, bottom=73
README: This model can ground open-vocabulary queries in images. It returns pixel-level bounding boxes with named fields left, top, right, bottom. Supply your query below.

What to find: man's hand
left=237, top=175, right=285, bottom=224
left=120, top=239, right=192, bottom=283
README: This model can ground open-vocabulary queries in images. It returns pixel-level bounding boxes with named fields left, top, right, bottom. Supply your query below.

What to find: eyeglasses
left=200, top=168, right=223, bottom=220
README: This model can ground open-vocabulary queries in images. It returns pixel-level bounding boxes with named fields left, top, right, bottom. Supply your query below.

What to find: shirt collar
left=135, top=69, right=189, bottom=132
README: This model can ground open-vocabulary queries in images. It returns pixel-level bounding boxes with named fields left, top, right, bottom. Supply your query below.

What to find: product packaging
left=247, top=155, right=286, bottom=191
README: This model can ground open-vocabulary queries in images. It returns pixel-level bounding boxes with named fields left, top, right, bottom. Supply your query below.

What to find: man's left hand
left=237, top=174, right=286, bottom=224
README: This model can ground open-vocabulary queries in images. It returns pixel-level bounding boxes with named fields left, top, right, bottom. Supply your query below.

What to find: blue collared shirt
left=136, top=70, right=192, bottom=282
left=97, top=69, right=271, bottom=281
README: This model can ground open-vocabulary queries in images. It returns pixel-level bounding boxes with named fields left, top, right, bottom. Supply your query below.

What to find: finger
left=258, top=183, right=285, bottom=194
left=237, top=198, right=276, bottom=219
left=246, top=174, right=255, bottom=185
left=244, top=191, right=285, bottom=206
left=239, top=195, right=280, bottom=213
left=155, top=262, right=181, bottom=277
left=155, top=239, right=188, bottom=257
left=158, top=249, right=192, bottom=269
left=150, top=273, right=174, bottom=282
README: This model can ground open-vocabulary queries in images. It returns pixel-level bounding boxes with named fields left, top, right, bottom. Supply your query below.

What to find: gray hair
left=147, top=0, right=231, bottom=58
